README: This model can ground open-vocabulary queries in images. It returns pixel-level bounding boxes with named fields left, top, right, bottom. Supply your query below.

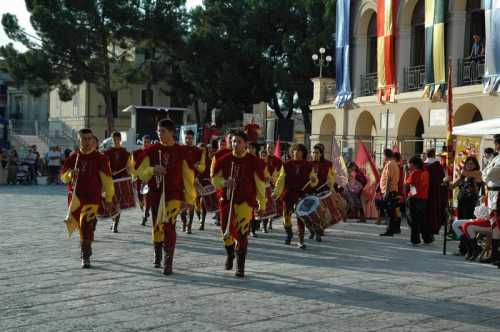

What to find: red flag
left=274, top=138, right=281, bottom=159
left=355, top=141, right=380, bottom=219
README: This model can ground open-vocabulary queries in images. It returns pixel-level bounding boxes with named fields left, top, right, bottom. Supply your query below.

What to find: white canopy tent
left=452, top=117, right=500, bottom=136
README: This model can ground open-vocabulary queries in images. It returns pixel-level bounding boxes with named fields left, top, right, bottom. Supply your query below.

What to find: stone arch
left=353, top=0, right=377, bottom=38
left=454, top=103, right=482, bottom=126
left=397, top=108, right=425, bottom=159
left=398, top=0, right=420, bottom=28
left=355, top=111, right=377, bottom=138
left=319, top=114, right=336, bottom=160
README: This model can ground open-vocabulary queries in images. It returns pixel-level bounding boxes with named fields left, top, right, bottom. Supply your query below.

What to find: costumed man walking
left=482, top=134, right=500, bottom=268
left=212, top=131, right=266, bottom=277
left=211, top=135, right=233, bottom=226
left=61, top=128, right=114, bottom=268
left=265, top=142, right=283, bottom=231
left=380, top=149, right=400, bottom=236
left=103, top=132, right=134, bottom=233
left=309, top=143, right=336, bottom=242
left=133, top=135, right=152, bottom=226
left=423, top=149, right=447, bottom=243
left=180, top=129, right=206, bottom=234
left=273, top=144, right=318, bottom=248
left=136, top=119, right=196, bottom=275
left=196, top=143, right=212, bottom=230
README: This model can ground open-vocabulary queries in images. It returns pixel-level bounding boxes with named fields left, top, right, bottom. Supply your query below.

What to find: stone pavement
left=1, top=184, right=500, bottom=332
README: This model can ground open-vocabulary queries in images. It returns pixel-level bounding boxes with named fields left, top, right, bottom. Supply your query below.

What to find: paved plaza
left=1, top=184, right=500, bottom=331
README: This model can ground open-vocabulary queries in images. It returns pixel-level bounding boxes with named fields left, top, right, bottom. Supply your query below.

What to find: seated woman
left=456, top=205, right=491, bottom=261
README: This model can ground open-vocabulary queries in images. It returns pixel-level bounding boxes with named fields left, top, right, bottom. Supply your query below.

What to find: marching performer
left=273, top=144, right=318, bottom=248
left=180, top=130, right=206, bottom=234
left=195, top=143, right=211, bottom=230
left=211, top=135, right=233, bottom=226
left=309, top=143, right=336, bottom=241
left=247, top=142, right=260, bottom=237
left=133, top=135, right=151, bottom=226
left=103, top=132, right=134, bottom=233
left=211, top=131, right=266, bottom=277
left=265, top=142, right=283, bottom=231
left=61, top=128, right=114, bottom=268
left=136, top=119, right=196, bottom=275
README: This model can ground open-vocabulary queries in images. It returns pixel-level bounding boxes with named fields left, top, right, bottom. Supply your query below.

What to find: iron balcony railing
left=458, top=56, right=485, bottom=87
left=403, top=65, right=426, bottom=92
left=360, top=72, right=378, bottom=96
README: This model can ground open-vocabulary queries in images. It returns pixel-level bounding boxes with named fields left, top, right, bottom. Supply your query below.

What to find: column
left=397, top=26, right=411, bottom=92
left=351, top=36, right=368, bottom=98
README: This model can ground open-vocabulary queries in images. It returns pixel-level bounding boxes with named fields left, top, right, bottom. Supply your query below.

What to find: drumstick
left=156, top=150, right=162, bottom=190
left=223, top=162, right=236, bottom=239
left=112, top=166, right=128, bottom=176
left=301, top=180, right=310, bottom=192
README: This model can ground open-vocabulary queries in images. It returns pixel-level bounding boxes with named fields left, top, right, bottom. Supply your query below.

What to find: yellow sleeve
left=99, top=171, right=115, bottom=203
left=61, top=170, right=73, bottom=184
left=273, top=165, right=286, bottom=198
left=137, top=156, right=154, bottom=182
left=254, top=172, right=267, bottom=210
left=264, top=166, right=271, bottom=182
left=182, top=160, right=196, bottom=205
left=310, top=169, right=319, bottom=188
left=195, top=149, right=206, bottom=174
left=210, top=156, right=217, bottom=177
left=271, top=168, right=280, bottom=185
left=327, top=167, right=336, bottom=190
left=212, top=170, right=226, bottom=190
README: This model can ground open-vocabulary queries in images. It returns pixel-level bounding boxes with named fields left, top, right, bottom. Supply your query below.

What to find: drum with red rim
left=197, top=183, right=218, bottom=212
left=317, top=190, right=346, bottom=227
left=295, top=195, right=330, bottom=232
left=98, top=177, right=136, bottom=219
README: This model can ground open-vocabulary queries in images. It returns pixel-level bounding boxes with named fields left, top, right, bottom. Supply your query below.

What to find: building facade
left=310, top=0, right=496, bottom=165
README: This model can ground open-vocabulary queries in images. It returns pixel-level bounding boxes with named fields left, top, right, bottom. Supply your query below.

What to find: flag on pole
left=423, top=0, right=446, bottom=100
left=355, top=141, right=380, bottom=219
left=274, top=138, right=281, bottom=159
left=331, top=136, right=349, bottom=187
left=335, top=0, right=352, bottom=108
left=377, top=0, right=398, bottom=102
left=483, top=0, right=500, bottom=94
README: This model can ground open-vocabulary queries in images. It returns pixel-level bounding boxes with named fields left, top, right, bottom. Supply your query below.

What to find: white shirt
left=482, top=153, right=500, bottom=210
left=47, top=151, right=62, bottom=167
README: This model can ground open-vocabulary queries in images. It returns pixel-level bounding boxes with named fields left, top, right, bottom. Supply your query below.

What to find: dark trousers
left=382, top=192, right=399, bottom=233
left=408, top=197, right=430, bottom=244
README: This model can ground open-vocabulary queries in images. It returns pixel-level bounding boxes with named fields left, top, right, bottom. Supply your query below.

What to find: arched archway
left=319, top=114, right=336, bottom=160
left=355, top=111, right=377, bottom=154
left=398, top=108, right=425, bottom=159
left=454, top=103, right=482, bottom=126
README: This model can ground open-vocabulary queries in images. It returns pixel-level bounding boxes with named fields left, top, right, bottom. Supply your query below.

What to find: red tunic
left=61, top=151, right=111, bottom=205
left=282, top=160, right=313, bottom=205
left=213, top=152, right=265, bottom=208
left=310, top=160, right=332, bottom=190
left=184, top=145, right=203, bottom=171
left=140, top=143, right=189, bottom=202
left=244, top=123, right=260, bottom=143
left=104, top=147, right=130, bottom=179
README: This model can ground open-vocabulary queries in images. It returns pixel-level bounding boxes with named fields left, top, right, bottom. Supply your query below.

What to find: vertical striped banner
left=335, top=0, right=352, bottom=108
left=484, top=0, right=500, bottom=94
left=423, top=0, right=446, bottom=99
left=376, top=0, right=398, bottom=103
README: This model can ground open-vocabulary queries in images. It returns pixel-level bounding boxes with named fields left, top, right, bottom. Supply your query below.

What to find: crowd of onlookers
left=0, top=144, right=73, bottom=185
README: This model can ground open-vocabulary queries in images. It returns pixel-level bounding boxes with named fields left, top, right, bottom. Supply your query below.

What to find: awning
left=452, top=117, right=500, bottom=136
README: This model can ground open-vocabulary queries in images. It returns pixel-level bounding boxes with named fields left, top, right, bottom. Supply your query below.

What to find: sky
left=0, top=0, right=204, bottom=50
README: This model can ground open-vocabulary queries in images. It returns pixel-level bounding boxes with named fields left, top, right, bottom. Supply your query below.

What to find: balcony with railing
left=403, top=65, right=426, bottom=92
left=458, top=56, right=485, bottom=87
left=360, top=72, right=378, bottom=96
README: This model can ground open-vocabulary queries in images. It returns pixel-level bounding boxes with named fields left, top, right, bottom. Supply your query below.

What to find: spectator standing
left=406, top=156, right=430, bottom=245
left=347, top=162, right=367, bottom=223
left=380, top=149, right=400, bottom=236
left=46, top=146, right=62, bottom=184
left=26, top=145, right=40, bottom=184
left=482, top=147, right=495, bottom=169
left=7, top=149, right=18, bottom=185
left=424, top=149, right=447, bottom=240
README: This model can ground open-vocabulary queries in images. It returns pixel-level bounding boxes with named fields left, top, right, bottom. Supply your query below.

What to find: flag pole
left=444, top=57, right=454, bottom=255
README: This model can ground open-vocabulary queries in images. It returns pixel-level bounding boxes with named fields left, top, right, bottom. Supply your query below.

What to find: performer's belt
left=488, top=186, right=500, bottom=191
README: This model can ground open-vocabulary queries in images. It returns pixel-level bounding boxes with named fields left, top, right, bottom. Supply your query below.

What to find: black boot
left=153, top=242, right=162, bottom=268
left=251, top=220, right=258, bottom=238
left=199, top=211, right=206, bottom=230
left=141, top=216, right=147, bottom=226
left=163, top=245, right=174, bottom=275
left=309, top=228, right=315, bottom=240
left=187, top=220, right=193, bottom=234
left=224, top=244, right=235, bottom=270
left=268, top=219, right=273, bottom=230
left=235, top=250, right=246, bottom=278
left=491, top=239, right=500, bottom=266
left=316, top=230, right=322, bottom=242
left=80, top=240, right=91, bottom=268
left=262, top=220, right=268, bottom=233
left=469, top=239, right=483, bottom=261
left=298, top=232, right=306, bottom=249
left=462, top=236, right=474, bottom=260
left=284, top=227, right=293, bottom=245
left=112, top=216, right=120, bottom=233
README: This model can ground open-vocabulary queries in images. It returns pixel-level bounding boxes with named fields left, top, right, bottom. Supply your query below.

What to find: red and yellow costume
left=136, top=142, right=196, bottom=273
left=212, top=150, right=266, bottom=276
left=211, top=148, right=232, bottom=224
left=133, top=148, right=146, bottom=208
left=309, top=160, right=335, bottom=193
left=180, top=145, right=206, bottom=232
left=196, top=150, right=212, bottom=229
left=274, top=160, right=318, bottom=244
left=267, top=155, right=283, bottom=185
left=61, top=150, right=114, bottom=240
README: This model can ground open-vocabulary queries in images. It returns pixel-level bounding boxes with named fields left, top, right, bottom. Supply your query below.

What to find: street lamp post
left=312, top=47, right=333, bottom=78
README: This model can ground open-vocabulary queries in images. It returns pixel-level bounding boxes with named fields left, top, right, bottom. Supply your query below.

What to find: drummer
left=308, top=143, right=336, bottom=241
left=103, top=132, right=134, bottom=233
left=195, top=143, right=212, bottom=230
left=273, top=144, right=318, bottom=249
left=133, top=135, right=151, bottom=226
